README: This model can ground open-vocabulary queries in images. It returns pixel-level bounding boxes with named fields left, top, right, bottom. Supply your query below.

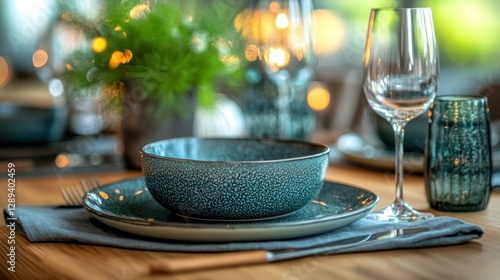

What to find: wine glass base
left=367, top=201, right=434, bottom=222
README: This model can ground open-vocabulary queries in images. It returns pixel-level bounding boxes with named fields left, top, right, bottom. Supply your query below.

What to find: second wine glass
left=248, top=0, right=315, bottom=138
left=363, top=8, right=439, bottom=222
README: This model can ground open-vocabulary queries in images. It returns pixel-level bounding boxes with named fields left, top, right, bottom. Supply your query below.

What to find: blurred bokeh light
left=420, top=0, right=500, bottom=68
left=307, top=82, right=331, bottom=111
left=32, top=49, right=49, bottom=68
left=92, top=36, right=107, bottom=53
left=0, top=56, right=11, bottom=87
left=312, top=9, right=345, bottom=56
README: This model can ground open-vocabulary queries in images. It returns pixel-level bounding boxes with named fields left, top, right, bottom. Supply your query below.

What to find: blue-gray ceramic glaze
left=141, top=138, right=330, bottom=220
left=82, top=177, right=378, bottom=242
left=0, top=103, right=67, bottom=145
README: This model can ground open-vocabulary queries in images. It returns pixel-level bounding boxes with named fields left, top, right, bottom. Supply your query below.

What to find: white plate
left=83, top=177, right=378, bottom=242
left=336, top=132, right=424, bottom=173
left=337, top=132, right=500, bottom=174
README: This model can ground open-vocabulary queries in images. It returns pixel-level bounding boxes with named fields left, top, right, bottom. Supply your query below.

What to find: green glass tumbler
left=425, top=96, right=492, bottom=212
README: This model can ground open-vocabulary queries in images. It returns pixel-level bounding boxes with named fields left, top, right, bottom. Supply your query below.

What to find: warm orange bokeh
left=92, top=36, right=107, bottom=53
left=0, top=56, right=11, bottom=87
left=32, top=49, right=49, bottom=68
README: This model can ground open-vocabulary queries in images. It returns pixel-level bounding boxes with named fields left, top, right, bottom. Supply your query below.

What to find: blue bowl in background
left=374, top=113, right=428, bottom=152
left=0, top=103, right=67, bottom=145
left=141, top=137, right=330, bottom=220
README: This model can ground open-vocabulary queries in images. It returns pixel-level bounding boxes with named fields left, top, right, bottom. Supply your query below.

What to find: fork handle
left=150, top=250, right=269, bottom=274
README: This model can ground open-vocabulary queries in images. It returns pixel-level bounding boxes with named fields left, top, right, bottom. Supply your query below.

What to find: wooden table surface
left=1, top=161, right=499, bottom=280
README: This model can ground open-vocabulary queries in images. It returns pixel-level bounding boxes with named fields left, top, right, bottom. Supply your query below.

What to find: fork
left=60, top=177, right=101, bottom=206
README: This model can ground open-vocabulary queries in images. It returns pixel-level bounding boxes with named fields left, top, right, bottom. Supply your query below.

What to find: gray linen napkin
left=3, top=206, right=483, bottom=253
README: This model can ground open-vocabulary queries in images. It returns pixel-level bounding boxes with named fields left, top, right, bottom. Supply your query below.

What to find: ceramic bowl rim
left=140, top=137, right=330, bottom=164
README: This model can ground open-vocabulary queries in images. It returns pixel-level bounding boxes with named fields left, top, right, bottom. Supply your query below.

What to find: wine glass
left=248, top=0, right=315, bottom=138
left=363, top=8, right=439, bottom=222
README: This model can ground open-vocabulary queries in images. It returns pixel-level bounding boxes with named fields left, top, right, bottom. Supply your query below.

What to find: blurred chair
left=477, top=80, right=500, bottom=147
left=314, top=66, right=367, bottom=136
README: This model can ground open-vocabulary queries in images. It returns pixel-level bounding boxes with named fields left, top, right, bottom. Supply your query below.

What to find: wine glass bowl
left=245, top=0, right=315, bottom=138
left=363, top=8, right=439, bottom=222
left=365, top=75, right=437, bottom=121
left=255, top=1, right=313, bottom=74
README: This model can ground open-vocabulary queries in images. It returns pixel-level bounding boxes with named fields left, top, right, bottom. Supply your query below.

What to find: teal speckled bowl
left=141, top=138, right=330, bottom=220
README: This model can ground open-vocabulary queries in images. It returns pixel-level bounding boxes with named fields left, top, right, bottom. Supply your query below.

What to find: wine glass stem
left=276, top=80, right=293, bottom=138
left=393, top=121, right=406, bottom=205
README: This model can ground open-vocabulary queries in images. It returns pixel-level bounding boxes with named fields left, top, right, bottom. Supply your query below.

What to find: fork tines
left=61, top=178, right=101, bottom=206
left=80, top=177, right=101, bottom=193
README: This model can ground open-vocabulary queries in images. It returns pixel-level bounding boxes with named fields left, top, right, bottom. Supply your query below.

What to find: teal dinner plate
left=83, top=177, right=378, bottom=242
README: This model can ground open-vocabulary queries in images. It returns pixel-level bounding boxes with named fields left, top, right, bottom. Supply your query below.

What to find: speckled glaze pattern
left=82, top=177, right=378, bottom=242
left=141, top=138, right=330, bottom=220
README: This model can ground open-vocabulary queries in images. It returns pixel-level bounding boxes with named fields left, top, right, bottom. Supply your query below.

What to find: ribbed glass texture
left=425, top=96, right=492, bottom=211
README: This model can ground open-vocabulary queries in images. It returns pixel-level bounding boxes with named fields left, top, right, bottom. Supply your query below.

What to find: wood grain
left=1, top=166, right=499, bottom=280
left=150, top=250, right=269, bottom=274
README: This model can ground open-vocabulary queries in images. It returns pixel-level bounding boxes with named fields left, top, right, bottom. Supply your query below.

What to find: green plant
left=61, top=0, right=246, bottom=119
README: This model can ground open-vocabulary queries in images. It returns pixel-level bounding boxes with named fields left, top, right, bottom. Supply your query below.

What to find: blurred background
left=312, top=0, right=500, bottom=133
left=1, top=0, right=499, bottom=176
